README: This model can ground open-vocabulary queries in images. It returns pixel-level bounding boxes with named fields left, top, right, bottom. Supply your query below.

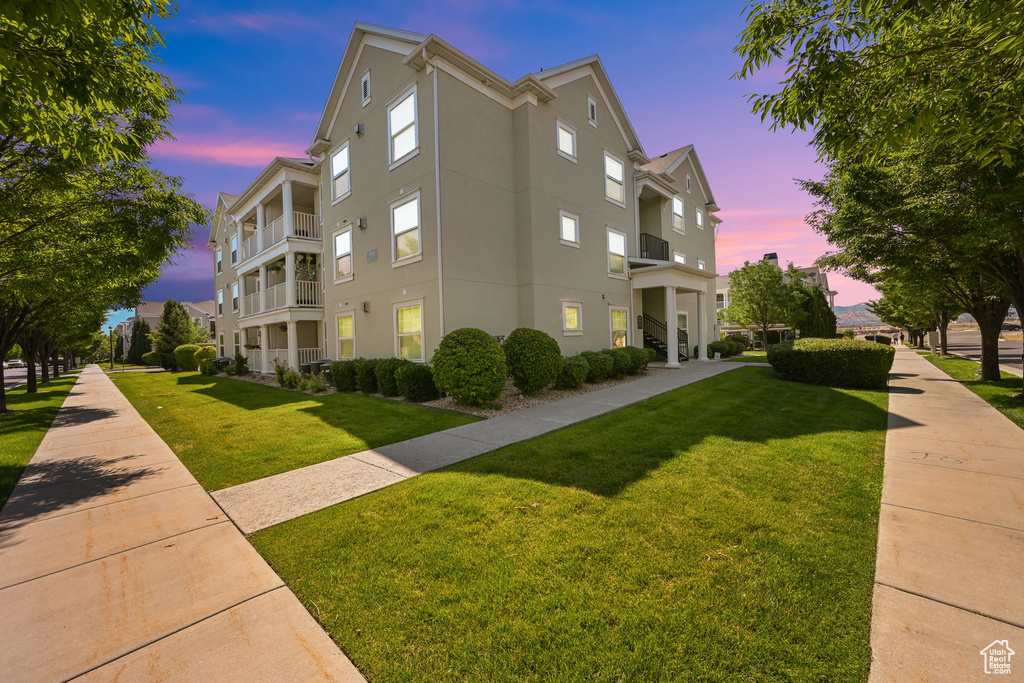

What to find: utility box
left=928, top=331, right=939, bottom=352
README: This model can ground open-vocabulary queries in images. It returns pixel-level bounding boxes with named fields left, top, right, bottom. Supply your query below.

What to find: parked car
left=7, top=359, right=26, bottom=368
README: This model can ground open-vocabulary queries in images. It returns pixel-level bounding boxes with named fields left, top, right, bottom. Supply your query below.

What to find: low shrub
left=141, top=351, right=161, bottom=367
left=355, top=358, right=381, bottom=394
left=194, top=346, right=217, bottom=364
left=273, top=359, right=287, bottom=386
left=282, top=366, right=301, bottom=389
left=375, top=357, right=409, bottom=397
left=395, top=363, right=439, bottom=402
left=841, top=329, right=856, bottom=339
left=432, top=328, right=507, bottom=406
left=623, top=346, right=652, bottom=374
left=503, top=328, right=562, bottom=394
left=579, top=351, right=614, bottom=383
left=707, top=341, right=739, bottom=359
left=553, top=355, right=589, bottom=389
left=724, top=332, right=749, bottom=349
left=728, top=341, right=746, bottom=356
left=301, top=372, right=329, bottom=393
left=767, top=338, right=895, bottom=390
left=173, top=344, right=201, bottom=371
left=864, top=334, right=892, bottom=346
left=232, top=351, right=250, bottom=376
left=224, top=363, right=237, bottom=376
left=329, top=359, right=359, bottom=392
left=198, top=359, right=217, bottom=375
left=604, top=348, right=632, bottom=378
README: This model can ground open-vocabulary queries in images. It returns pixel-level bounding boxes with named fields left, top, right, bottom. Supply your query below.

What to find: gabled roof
left=225, top=156, right=318, bottom=218
left=640, top=145, right=719, bottom=212
left=641, top=146, right=692, bottom=175
left=207, top=192, right=237, bottom=248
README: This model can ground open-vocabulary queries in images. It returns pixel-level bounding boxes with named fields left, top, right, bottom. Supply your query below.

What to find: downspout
left=433, top=62, right=445, bottom=341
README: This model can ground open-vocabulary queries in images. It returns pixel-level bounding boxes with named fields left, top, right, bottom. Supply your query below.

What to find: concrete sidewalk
left=214, top=360, right=743, bottom=533
left=870, top=347, right=1024, bottom=681
left=0, top=365, right=363, bottom=682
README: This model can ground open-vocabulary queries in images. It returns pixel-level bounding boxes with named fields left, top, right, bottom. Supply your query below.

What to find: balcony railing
left=298, top=348, right=323, bottom=365
left=261, top=216, right=285, bottom=251
left=293, top=211, right=320, bottom=239
left=263, top=347, right=323, bottom=369
left=265, top=282, right=286, bottom=311
left=241, top=233, right=258, bottom=261
left=639, top=233, right=669, bottom=261
left=239, top=281, right=322, bottom=318
left=296, top=280, right=321, bottom=307
left=243, top=291, right=260, bottom=316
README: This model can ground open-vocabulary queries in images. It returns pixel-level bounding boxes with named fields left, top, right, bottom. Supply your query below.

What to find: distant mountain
left=834, top=302, right=882, bottom=327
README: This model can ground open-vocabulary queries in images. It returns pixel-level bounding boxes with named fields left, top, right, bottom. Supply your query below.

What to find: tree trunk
left=51, top=350, right=60, bottom=379
left=761, top=325, right=771, bottom=350
left=938, top=312, right=950, bottom=356
left=26, top=350, right=37, bottom=394
left=0, top=363, right=6, bottom=413
left=40, top=349, right=49, bottom=384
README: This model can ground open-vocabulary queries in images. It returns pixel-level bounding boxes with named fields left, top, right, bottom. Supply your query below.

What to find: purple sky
left=133, top=0, right=878, bottom=316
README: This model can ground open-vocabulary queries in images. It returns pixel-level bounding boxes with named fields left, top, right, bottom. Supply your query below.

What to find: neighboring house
left=210, top=23, right=721, bottom=371
left=120, top=300, right=217, bottom=352
left=717, top=253, right=838, bottom=343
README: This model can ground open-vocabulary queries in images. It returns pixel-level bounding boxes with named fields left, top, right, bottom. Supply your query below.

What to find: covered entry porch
left=630, top=261, right=716, bottom=367
left=240, top=312, right=324, bottom=373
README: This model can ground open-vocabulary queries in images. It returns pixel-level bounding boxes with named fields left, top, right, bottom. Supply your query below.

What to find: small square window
left=559, top=209, right=579, bottom=246
left=337, top=314, right=355, bottom=359
left=587, top=96, right=598, bottom=126
left=563, top=301, right=582, bottom=335
left=674, top=251, right=686, bottom=265
left=556, top=120, right=576, bottom=162
left=697, top=259, right=706, bottom=270
left=672, top=196, right=684, bottom=233
left=607, top=228, right=627, bottom=276
left=360, top=71, right=371, bottom=106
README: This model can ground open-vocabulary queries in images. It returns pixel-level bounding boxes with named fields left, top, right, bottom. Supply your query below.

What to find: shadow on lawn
left=439, top=367, right=896, bottom=498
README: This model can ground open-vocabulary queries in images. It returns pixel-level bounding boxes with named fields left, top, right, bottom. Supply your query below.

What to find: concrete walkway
left=214, top=360, right=743, bottom=533
left=0, top=366, right=363, bottom=682
left=870, top=347, right=1024, bottom=681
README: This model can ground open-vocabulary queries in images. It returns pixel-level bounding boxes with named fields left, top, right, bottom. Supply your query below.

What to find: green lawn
left=725, top=351, right=768, bottom=363
left=922, top=353, right=1024, bottom=429
left=111, top=372, right=478, bottom=490
left=252, top=367, right=887, bottom=682
left=0, top=376, right=79, bottom=507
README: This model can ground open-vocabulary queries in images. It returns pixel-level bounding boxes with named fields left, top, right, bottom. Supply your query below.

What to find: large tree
left=126, top=319, right=151, bottom=364
left=150, top=299, right=210, bottom=370
left=720, top=259, right=800, bottom=349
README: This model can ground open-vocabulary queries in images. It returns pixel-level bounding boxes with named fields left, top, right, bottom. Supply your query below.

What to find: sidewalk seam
left=880, top=501, right=1024, bottom=533
left=875, top=581, right=1024, bottom=630
left=4, top=482, right=201, bottom=527
left=883, top=458, right=1024, bottom=482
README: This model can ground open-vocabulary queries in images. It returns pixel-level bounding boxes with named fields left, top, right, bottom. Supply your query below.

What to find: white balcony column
left=285, top=251, right=297, bottom=307
left=282, top=180, right=294, bottom=237
left=286, top=320, right=299, bottom=370
left=256, top=203, right=265, bottom=252
left=665, top=286, right=679, bottom=368
left=238, top=273, right=247, bottom=315
left=235, top=220, right=243, bottom=260
left=697, top=290, right=709, bottom=361
left=258, top=264, right=267, bottom=313
left=261, top=324, right=269, bottom=373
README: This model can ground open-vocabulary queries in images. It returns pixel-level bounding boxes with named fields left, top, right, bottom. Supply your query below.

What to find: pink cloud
left=150, top=131, right=309, bottom=167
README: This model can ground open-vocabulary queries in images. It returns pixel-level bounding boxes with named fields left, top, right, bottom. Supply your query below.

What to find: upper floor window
left=391, top=194, right=420, bottom=262
left=604, top=152, right=625, bottom=205
left=672, top=197, right=684, bottom=233
left=388, top=87, right=418, bottom=167
left=607, top=228, right=627, bottom=277
left=716, top=293, right=726, bottom=310
left=334, top=227, right=353, bottom=280
left=396, top=303, right=423, bottom=361
left=215, top=248, right=222, bottom=273
left=217, top=290, right=224, bottom=315
left=230, top=235, right=238, bottom=264
left=331, top=143, right=350, bottom=201
left=556, top=120, right=576, bottom=162
left=559, top=209, right=579, bottom=246
left=674, top=251, right=686, bottom=265
left=231, top=282, right=239, bottom=311
left=587, top=96, right=598, bottom=126
left=697, top=259, right=706, bottom=270
left=686, top=174, right=692, bottom=193
left=337, top=313, right=355, bottom=359
left=360, top=71, right=371, bottom=107
left=695, top=208, right=705, bottom=229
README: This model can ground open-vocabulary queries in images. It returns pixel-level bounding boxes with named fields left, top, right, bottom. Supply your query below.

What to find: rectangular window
left=331, top=143, right=350, bottom=200
left=610, top=308, right=628, bottom=349
left=604, top=152, right=624, bottom=205
left=696, top=208, right=705, bottom=229
left=674, top=251, right=686, bottom=265
left=716, top=293, right=726, bottom=310
left=672, top=196, right=684, bottom=232
left=233, top=331, right=239, bottom=354
left=216, top=248, right=222, bottom=273
left=563, top=301, right=582, bottom=335
left=686, top=174, right=692, bottom=193
left=218, top=333, right=224, bottom=357
left=217, top=290, right=224, bottom=315
left=396, top=304, right=423, bottom=361
left=388, top=88, right=417, bottom=167
left=559, top=209, right=579, bottom=246
left=697, top=259, right=706, bottom=270
left=677, top=312, right=688, bottom=333
left=607, top=228, right=627, bottom=276
left=391, top=194, right=420, bottom=262
left=231, top=282, right=239, bottom=311
left=556, top=120, right=576, bottom=162
left=334, top=227, right=353, bottom=279
left=337, top=313, right=355, bottom=359
left=587, top=96, right=597, bottom=126
left=360, top=71, right=371, bottom=106
left=230, top=235, right=238, bottom=263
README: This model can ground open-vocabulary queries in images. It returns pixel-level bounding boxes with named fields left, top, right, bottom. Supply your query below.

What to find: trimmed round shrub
left=724, top=333, right=749, bottom=349
left=553, top=355, right=588, bottom=389
left=375, top=357, right=410, bottom=397
left=864, top=334, right=893, bottom=346
left=198, top=359, right=217, bottom=375
left=194, top=346, right=217, bottom=364
left=727, top=341, right=746, bottom=356
left=174, top=344, right=201, bottom=371
left=603, top=348, right=632, bottom=378
left=503, top=328, right=563, bottom=394
left=623, top=346, right=652, bottom=375
left=330, top=359, right=359, bottom=392
left=707, top=341, right=737, bottom=358
left=579, top=351, right=613, bottom=383
left=432, top=328, right=507, bottom=406
left=767, top=338, right=896, bottom=390
left=355, top=358, right=381, bottom=394
left=141, top=351, right=161, bottom=367
left=395, top=363, right=439, bottom=402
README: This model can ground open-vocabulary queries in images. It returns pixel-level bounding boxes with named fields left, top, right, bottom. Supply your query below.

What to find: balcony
left=240, top=280, right=322, bottom=318
left=236, top=211, right=322, bottom=266
left=639, top=233, right=669, bottom=261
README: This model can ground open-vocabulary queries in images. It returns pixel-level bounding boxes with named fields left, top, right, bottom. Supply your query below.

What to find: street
left=2, top=366, right=30, bottom=391
left=944, top=329, right=1024, bottom=372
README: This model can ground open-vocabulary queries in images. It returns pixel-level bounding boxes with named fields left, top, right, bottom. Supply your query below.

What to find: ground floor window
left=562, top=301, right=582, bottom=335
left=610, top=307, right=629, bottom=348
left=233, top=331, right=240, bottom=355
left=337, top=313, right=355, bottom=359
left=677, top=312, right=688, bottom=334
left=219, top=333, right=224, bottom=357
left=396, top=303, right=423, bottom=361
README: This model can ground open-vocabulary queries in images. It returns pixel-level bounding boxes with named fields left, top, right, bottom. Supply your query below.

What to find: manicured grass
left=0, top=376, right=80, bottom=507
left=103, top=364, right=152, bottom=372
left=111, top=372, right=478, bottom=490
left=252, top=367, right=887, bottom=681
left=724, top=351, right=768, bottom=363
left=922, top=353, right=1024, bottom=429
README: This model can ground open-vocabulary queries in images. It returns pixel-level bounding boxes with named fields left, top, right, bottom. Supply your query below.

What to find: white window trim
left=360, top=70, right=371, bottom=107
left=393, top=298, right=425, bottom=363
left=329, top=139, right=351, bottom=205
left=232, top=330, right=240, bottom=355
left=215, top=248, right=222, bottom=273
left=336, top=311, right=356, bottom=359
left=696, top=208, right=705, bottom=230
left=587, top=96, right=598, bottom=127
left=686, top=174, right=692, bottom=193
left=332, top=225, right=354, bottom=283
left=562, top=301, right=583, bottom=336
left=609, top=305, right=630, bottom=348
left=555, top=119, right=577, bottom=163
left=218, top=334, right=224, bottom=357
left=559, top=209, right=580, bottom=248
left=231, top=282, right=239, bottom=312
left=673, top=251, right=686, bottom=265
left=390, top=191, right=422, bottom=266
left=676, top=310, right=690, bottom=336
left=230, top=235, right=238, bottom=264
left=697, top=258, right=706, bottom=271
left=603, top=150, right=626, bottom=208
left=607, top=227, right=629, bottom=280
left=672, top=196, right=685, bottom=235
left=387, top=84, right=419, bottom=170
left=217, top=290, right=224, bottom=317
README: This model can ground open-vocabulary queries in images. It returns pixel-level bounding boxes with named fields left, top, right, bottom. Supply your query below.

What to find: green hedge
left=504, top=328, right=562, bottom=394
left=707, top=341, right=744, bottom=358
left=141, top=351, right=161, bottom=367
left=395, top=363, right=439, bottom=402
left=173, top=344, right=201, bottom=371
left=864, top=334, right=892, bottom=346
left=194, top=346, right=217, bottom=363
left=198, top=359, right=217, bottom=375
left=624, top=346, right=654, bottom=374
left=553, top=355, right=589, bottom=389
left=767, top=338, right=895, bottom=390
left=432, top=328, right=507, bottom=406
left=603, top=348, right=632, bottom=378
left=355, top=358, right=381, bottom=394
left=330, top=359, right=359, bottom=392
left=375, top=357, right=410, bottom=397
left=579, top=351, right=613, bottom=383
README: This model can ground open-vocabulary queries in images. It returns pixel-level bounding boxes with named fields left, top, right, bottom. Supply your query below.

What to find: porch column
left=285, top=251, right=297, bottom=307
left=258, top=265, right=267, bottom=313
left=286, top=320, right=299, bottom=370
left=256, top=203, right=265, bottom=252
left=665, top=286, right=679, bottom=368
left=235, top=220, right=243, bottom=261
left=261, top=324, right=269, bottom=374
left=282, top=180, right=294, bottom=237
left=237, top=274, right=247, bottom=316
left=697, top=290, right=709, bottom=360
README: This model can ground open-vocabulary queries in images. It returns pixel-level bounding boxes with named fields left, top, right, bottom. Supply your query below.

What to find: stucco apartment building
left=210, top=23, right=721, bottom=372
left=117, top=300, right=216, bottom=351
